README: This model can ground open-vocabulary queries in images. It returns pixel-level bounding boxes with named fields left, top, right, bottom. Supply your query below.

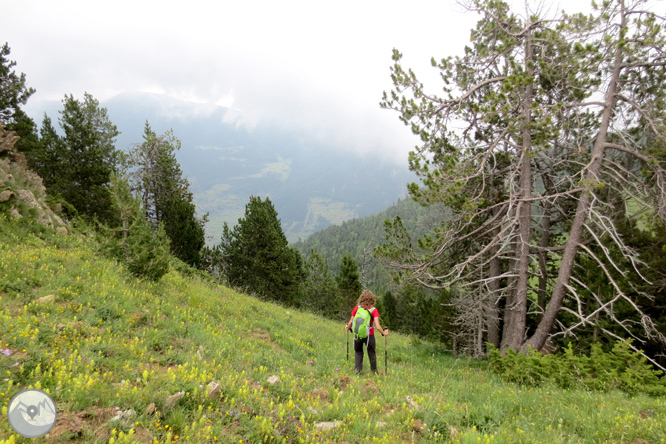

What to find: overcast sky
left=4, top=0, right=663, bottom=165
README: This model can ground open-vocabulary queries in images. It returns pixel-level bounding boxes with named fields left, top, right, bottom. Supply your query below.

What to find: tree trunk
left=501, top=25, right=534, bottom=351
left=537, top=202, right=551, bottom=323
left=526, top=4, right=626, bottom=351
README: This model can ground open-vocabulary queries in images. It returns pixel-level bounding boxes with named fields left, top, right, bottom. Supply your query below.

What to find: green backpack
left=352, top=306, right=373, bottom=340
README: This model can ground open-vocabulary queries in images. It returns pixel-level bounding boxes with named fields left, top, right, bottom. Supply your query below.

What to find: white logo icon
left=7, top=389, right=58, bottom=438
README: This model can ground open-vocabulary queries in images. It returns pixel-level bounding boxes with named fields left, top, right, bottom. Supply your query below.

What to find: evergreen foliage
left=219, top=196, right=304, bottom=304
left=128, top=123, right=207, bottom=267
left=336, top=251, right=361, bottom=314
left=293, top=197, right=436, bottom=294
left=101, top=174, right=170, bottom=281
left=489, top=342, right=666, bottom=396
left=0, top=42, right=35, bottom=125
left=300, top=249, right=339, bottom=317
left=377, top=0, right=666, bottom=357
left=0, top=43, right=40, bottom=156
left=45, top=93, right=123, bottom=224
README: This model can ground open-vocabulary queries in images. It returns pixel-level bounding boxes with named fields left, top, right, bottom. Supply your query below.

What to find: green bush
left=488, top=341, right=666, bottom=396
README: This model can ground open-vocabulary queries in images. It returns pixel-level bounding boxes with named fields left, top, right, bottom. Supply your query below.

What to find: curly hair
left=358, top=290, right=376, bottom=307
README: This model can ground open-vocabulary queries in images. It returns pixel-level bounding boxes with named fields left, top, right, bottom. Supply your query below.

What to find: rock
left=207, top=382, right=221, bottom=399
left=56, top=226, right=68, bottom=235
left=0, top=190, right=12, bottom=202
left=314, top=421, right=342, bottom=431
left=267, top=375, right=280, bottom=385
left=51, top=203, right=63, bottom=213
left=145, top=403, right=156, bottom=415
left=57, top=324, right=66, bottom=332
left=307, top=406, right=319, bottom=416
left=406, top=396, right=420, bottom=409
left=16, top=190, right=39, bottom=209
left=196, top=346, right=204, bottom=360
left=36, top=295, right=55, bottom=304
left=376, top=421, right=387, bottom=428
left=8, top=206, right=21, bottom=219
left=165, top=391, right=185, bottom=409
left=111, top=408, right=135, bottom=422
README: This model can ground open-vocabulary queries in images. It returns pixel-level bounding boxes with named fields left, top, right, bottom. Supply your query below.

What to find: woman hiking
left=345, top=290, right=389, bottom=374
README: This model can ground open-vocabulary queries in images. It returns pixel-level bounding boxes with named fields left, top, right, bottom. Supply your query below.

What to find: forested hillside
left=292, top=197, right=433, bottom=291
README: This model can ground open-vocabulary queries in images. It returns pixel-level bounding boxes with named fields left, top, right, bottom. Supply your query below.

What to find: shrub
left=488, top=341, right=666, bottom=396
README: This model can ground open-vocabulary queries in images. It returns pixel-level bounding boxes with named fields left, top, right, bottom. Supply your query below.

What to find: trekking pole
left=346, top=329, right=349, bottom=363
left=384, top=333, right=388, bottom=374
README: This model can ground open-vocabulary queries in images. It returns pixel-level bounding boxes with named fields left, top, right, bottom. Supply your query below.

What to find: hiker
left=345, top=290, right=389, bottom=374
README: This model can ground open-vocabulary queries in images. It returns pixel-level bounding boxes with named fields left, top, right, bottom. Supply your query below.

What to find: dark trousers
left=354, top=335, right=377, bottom=373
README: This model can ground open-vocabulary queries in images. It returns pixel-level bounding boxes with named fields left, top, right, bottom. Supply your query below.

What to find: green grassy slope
left=1, top=217, right=665, bottom=444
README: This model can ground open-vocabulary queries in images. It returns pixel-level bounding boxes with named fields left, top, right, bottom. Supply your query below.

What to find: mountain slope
left=292, top=197, right=446, bottom=293
left=1, top=216, right=664, bottom=443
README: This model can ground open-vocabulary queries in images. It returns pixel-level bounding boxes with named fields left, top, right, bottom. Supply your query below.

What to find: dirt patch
left=338, top=375, right=353, bottom=390
left=47, top=407, right=116, bottom=443
left=251, top=328, right=271, bottom=342
left=148, top=362, right=179, bottom=375
left=307, top=388, right=330, bottom=402
left=251, top=328, right=284, bottom=353
left=244, top=378, right=264, bottom=392
left=364, top=380, right=378, bottom=395
left=412, top=419, right=425, bottom=433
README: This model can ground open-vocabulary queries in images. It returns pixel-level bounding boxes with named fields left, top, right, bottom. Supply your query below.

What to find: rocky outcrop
left=0, top=123, right=68, bottom=232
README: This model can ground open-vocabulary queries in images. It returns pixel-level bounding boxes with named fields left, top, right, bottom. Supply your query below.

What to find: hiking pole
left=346, top=329, right=349, bottom=363
left=384, top=333, right=388, bottom=374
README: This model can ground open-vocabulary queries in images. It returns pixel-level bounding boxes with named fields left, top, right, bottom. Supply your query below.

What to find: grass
left=0, top=216, right=665, bottom=443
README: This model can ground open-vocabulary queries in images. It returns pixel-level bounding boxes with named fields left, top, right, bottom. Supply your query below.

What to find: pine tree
left=219, top=196, right=304, bottom=304
left=379, top=0, right=666, bottom=354
left=31, top=116, right=60, bottom=186
left=103, top=174, right=171, bottom=281
left=383, top=291, right=397, bottom=330
left=301, top=249, right=339, bottom=317
left=0, top=43, right=35, bottom=126
left=49, top=93, right=122, bottom=224
left=0, top=43, right=40, bottom=156
left=337, top=251, right=362, bottom=313
left=128, top=123, right=206, bottom=267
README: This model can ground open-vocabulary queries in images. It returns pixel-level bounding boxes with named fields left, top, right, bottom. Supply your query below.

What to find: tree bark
left=501, top=25, right=534, bottom=351
left=526, top=3, right=626, bottom=351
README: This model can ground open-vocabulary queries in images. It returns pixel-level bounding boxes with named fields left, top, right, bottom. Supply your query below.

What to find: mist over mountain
left=28, top=92, right=414, bottom=242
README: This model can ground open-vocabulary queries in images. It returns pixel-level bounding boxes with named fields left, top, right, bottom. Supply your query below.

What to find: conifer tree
left=0, top=43, right=40, bottom=156
left=337, top=251, right=362, bottom=313
left=383, top=291, right=397, bottom=330
left=219, top=196, right=304, bottom=304
left=103, top=174, right=171, bottom=281
left=379, top=0, right=666, bottom=355
left=0, top=43, right=34, bottom=126
left=301, top=249, right=339, bottom=316
left=48, top=93, right=122, bottom=224
left=128, top=123, right=206, bottom=267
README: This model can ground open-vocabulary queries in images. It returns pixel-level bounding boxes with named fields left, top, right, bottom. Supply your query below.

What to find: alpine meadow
left=2, top=0, right=666, bottom=443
